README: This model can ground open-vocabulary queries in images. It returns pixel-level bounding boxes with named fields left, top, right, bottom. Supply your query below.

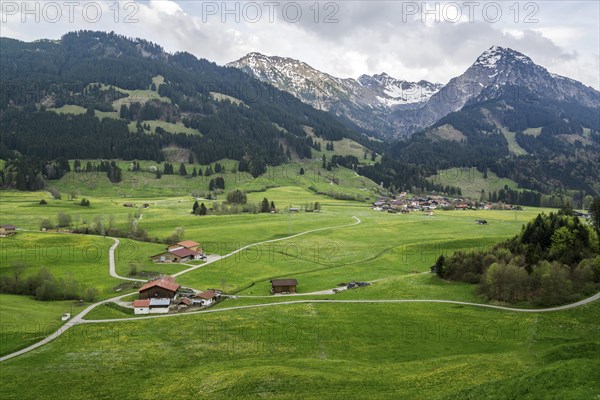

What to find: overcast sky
left=1, top=1, right=598, bottom=89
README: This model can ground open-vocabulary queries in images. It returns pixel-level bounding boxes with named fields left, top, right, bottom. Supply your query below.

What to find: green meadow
left=0, top=301, right=597, bottom=399
left=0, top=164, right=598, bottom=398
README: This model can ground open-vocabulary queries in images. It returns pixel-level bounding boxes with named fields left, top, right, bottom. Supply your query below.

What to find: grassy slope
left=1, top=169, right=597, bottom=398
left=127, top=120, right=202, bottom=135
left=428, top=167, right=521, bottom=199
left=0, top=294, right=88, bottom=356
left=47, top=105, right=86, bottom=115
left=0, top=301, right=597, bottom=399
left=500, top=127, right=528, bottom=156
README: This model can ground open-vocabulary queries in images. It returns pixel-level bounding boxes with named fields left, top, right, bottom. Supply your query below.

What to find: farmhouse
left=151, top=240, right=204, bottom=263
left=139, top=277, right=180, bottom=299
left=169, top=247, right=203, bottom=262
left=0, top=224, right=17, bottom=237
left=271, top=279, right=298, bottom=294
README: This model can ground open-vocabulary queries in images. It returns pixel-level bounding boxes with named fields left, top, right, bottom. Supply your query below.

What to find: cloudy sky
left=1, top=1, right=598, bottom=88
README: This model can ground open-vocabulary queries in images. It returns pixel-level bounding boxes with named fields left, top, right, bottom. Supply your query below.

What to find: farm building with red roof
left=139, top=277, right=180, bottom=299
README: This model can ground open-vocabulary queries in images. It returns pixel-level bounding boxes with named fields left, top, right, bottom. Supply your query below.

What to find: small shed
left=271, top=279, right=298, bottom=294
left=133, top=299, right=151, bottom=315
left=139, top=277, right=180, bottom=299
left=193, top=290, right=217, bottom=306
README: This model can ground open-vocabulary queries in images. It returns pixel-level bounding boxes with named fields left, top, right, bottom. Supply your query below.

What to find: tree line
left=433, top=203, right=600, bottom=306
left=0, top=263, right=98, bottom=301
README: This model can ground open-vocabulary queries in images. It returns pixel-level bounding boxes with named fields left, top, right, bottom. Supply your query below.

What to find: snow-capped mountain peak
left=227, top=53, right=444, bottom=138
left=473, top=45, right=535, bottom=69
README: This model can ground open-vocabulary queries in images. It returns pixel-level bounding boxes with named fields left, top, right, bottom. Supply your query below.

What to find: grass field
left=127, top=120, right=202, bottom=135
left=427, top=167, right=521, bottom=199
left=500, top=128, right=528, bottom=156
left=47, top=105, right=87, bottom=115
left=0, top=294, right=87, bottom=356
left=0, top=300, right=597, bottom=399
left=1, top=167, right=598, bottom=399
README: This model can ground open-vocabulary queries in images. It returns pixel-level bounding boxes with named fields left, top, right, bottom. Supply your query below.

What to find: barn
left=150, top=251, right=181, bottom=263
left=151, top=240, right=204, bottom=263
left=270, top=279, right=298, bottom=294
left=138, top=277, right=180, bottom=299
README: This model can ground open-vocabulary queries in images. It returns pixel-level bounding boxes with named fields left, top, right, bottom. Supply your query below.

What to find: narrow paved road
left=78, top=292, right=600, bottom=324
left=108, top=238, right=146, bottom=282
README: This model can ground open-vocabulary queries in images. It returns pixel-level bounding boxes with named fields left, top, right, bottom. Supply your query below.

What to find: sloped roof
left=271, top=279, right=298, bottom=287
left=194, top=290, right=216, bottom=300
left=178, top=240, right=199, bottom=248
left=139, top=278, right=180, bottom=293
left=149, top=298, right=171, bottom=307
left=170, top=248, right=199, bottom=258
left=132, top=299, right=150, bottom=307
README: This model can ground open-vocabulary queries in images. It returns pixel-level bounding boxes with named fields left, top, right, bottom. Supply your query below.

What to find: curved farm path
left=172, top=216, right=362, bottom=277
left=3, top=215, right=599, bottom=362
left=108, top=238, right=146, bottom=282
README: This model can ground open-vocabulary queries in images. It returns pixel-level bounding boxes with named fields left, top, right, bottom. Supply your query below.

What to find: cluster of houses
left=372, top=193, right=519, bottom=213
left=132, top=276, right=221, bottom=315
left=151, top=240, right=206, bottom=263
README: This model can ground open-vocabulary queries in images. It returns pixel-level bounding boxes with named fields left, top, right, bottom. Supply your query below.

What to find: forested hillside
left=389, top=84, right=600, bottom=196
left=434, top=205, right=600, bottom=305
left=0, top=31, right=376, bottom=190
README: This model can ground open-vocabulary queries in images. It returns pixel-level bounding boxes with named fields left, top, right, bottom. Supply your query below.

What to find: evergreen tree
left=261, top=198, right=270, bottom=213
left=179, top=162, right=188, bottom=176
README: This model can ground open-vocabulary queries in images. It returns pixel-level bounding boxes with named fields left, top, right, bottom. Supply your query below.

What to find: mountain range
left=228, top=53, right=443, bottom=139
left=0, top=31, right=598, bottom=196
left=229, top=46, right=599, bottom=140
